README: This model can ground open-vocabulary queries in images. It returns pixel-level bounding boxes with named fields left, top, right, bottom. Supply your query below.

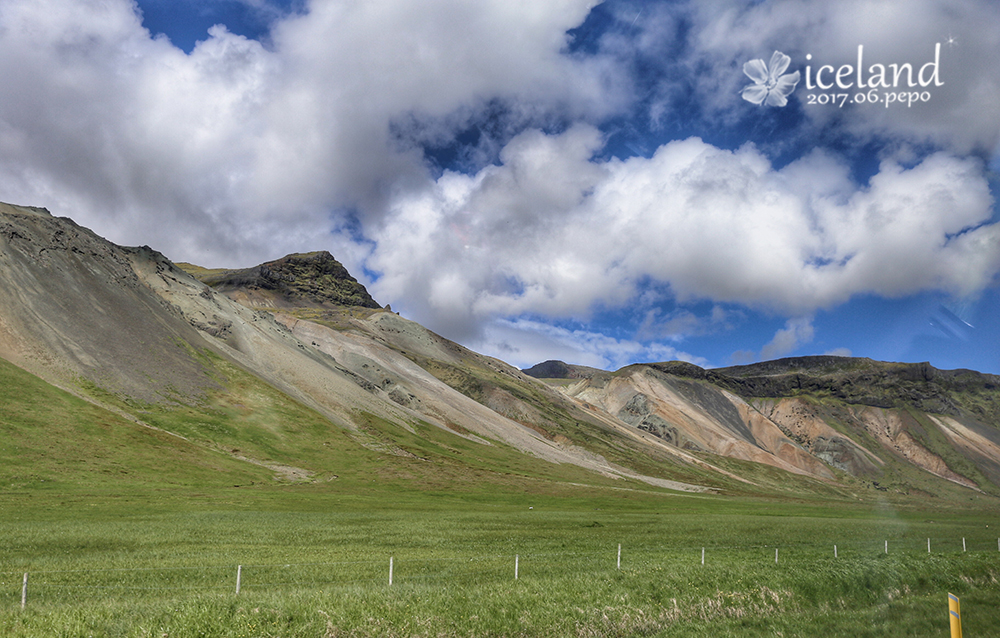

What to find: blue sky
left=0, top=0, right=998, bottom=373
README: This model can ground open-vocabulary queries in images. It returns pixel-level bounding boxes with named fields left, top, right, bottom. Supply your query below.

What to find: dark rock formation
left=199, top=251, right=380, bottom=309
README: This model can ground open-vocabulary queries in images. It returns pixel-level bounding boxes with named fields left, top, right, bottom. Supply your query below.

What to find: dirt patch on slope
left=854, top=407, right=976, bottom=488
left=754, top=398, right=883, bottom=477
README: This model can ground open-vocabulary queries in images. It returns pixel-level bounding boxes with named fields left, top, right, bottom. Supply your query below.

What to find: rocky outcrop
left=188, top=251, right=381, bottom=309
left=521, top=359, right=605, bottom=380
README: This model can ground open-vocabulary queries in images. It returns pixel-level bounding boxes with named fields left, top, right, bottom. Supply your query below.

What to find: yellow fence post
left=949, top=593, right=962, bottom=638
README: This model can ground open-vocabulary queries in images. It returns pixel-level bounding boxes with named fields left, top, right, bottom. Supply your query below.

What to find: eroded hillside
left=1, top=202, right=717, bottom=495
left=531, top=358, right=1000, bottom=496
left=4, top=200, right=999, bottom=501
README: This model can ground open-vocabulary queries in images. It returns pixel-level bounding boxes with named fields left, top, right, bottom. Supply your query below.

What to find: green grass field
left=3, top=357, right=1000, bottom=636
left=3, top=494, right=999, bottom=637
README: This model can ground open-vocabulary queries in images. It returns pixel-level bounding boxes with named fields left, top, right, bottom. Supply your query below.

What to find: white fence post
left=701, top=547, right=705, bottom=566
left=389, top=557, right=394, bottom=586
left=834, top=545, right=837, bottom=558
left=885, top=540, right=888, bottom=555
left=928, top=538, right=931, bottom=553
left=963, top=538, right=966, bottom=552
left=21, top=573, right=27, bottom=610
left=515, top=555, right=519, bottom=580
left=617, top=544, right=621, bottom=570
left=775, top=548, right=779, bottom=564
left=236, top=565, right=242, bottom=594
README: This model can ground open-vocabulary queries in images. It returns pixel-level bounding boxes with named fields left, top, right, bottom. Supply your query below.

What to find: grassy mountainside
left=2, top=203, right=719, bottom=499
left=4, top=200, right=1000, bottom=503
left=0, top=336, right=658, bottom=506
left=0, top=355, right=271, bottom=497
left=4, top=202, right=1000, bottom=636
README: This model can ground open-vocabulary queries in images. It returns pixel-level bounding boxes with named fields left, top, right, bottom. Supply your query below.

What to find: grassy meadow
left=3, top=357, right=1000, bottom=636
left=3, top=493, right=1000, bottom=637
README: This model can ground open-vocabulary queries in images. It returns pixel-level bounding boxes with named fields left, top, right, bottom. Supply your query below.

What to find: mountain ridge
left=3, top=200, right=1000, bottom=501
left=1, top=201, right=716, bottom=495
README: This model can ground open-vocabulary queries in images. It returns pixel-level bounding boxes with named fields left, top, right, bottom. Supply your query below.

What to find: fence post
left=617, top=544, right=621, bottom=570
left=885, top=540, right=888, bottom=555
left=775, top=548, right=779, bottom=564
left=389, top=557, right=394, bottom=586
left=928, top=538, right=931, bottom=553
left=834, top=545, right=837, bottom=559
left=515, top=555, right=519, bottom=580
left=21, top=573, right=27, bottom=610
left=963, top=538, right=966, bottom=552
left=701, top=547, right=705, bottom=566
left=236, top=565, right=242, bottom=595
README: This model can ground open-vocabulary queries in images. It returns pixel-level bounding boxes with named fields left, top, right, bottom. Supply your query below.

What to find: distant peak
left=522, top=360, right=605, bottom=379
left=270, top=251, right=335, bottom=263
left=184, top=250, right=381, bottom=309
left=522, top=360, right=570, bottom=378
left=0, top=201, right=53, bottom=218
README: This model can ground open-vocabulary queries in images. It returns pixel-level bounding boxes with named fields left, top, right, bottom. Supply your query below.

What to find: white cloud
left=730, top=317, right=817, bottom=365
left=761, top=316, right=815, bottom=360
left=478, top=318, right=708, bottom=371
left=653, top=0, right=1000, bottom=154
left=0, top=0, right=997, bottom=370
left=825, top=347, right=853, bottom=357
left=637, top=305, right=738, bottom=341
left=369, top=128, right=999, bottom=343
left=0, top=0, right=621, bottom=269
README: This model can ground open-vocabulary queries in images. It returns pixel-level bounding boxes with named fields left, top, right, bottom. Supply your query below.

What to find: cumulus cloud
left=647, top=0, right=1000, bottom=154
left=480, top=318, right=708, bottom=371
left=0, top=0, right=621, bottom=268
left=369, top=127, right=999, bottom=344
left=0, top=0, right=997, bottom=370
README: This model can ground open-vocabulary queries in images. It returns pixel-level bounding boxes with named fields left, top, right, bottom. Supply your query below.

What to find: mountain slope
left=5, top=200, right=999, bottom=501
left=531, top=357, right=1000, bottom=495
left=181, top=259, right=752, bottom=492
left=0, top=202, right=219, bottom=402
left=0, top=202, right=714, bottom=494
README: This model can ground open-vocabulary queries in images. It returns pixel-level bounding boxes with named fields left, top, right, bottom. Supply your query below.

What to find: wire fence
left=3, top=536, right=998, bottom=608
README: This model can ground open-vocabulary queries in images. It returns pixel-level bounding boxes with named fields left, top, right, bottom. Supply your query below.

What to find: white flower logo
left=741, top=51, right=800, bottom=107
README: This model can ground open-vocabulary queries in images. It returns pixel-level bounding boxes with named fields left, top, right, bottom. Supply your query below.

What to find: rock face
left=188, top=251, right=381, bottom=309
left=752, top=398, right=882, bottom=477
left=667, top=357, right=1000, bottom=421
left=521, top=360, right=604, bottom=379
left=565, top=366, right=837, bottom=480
